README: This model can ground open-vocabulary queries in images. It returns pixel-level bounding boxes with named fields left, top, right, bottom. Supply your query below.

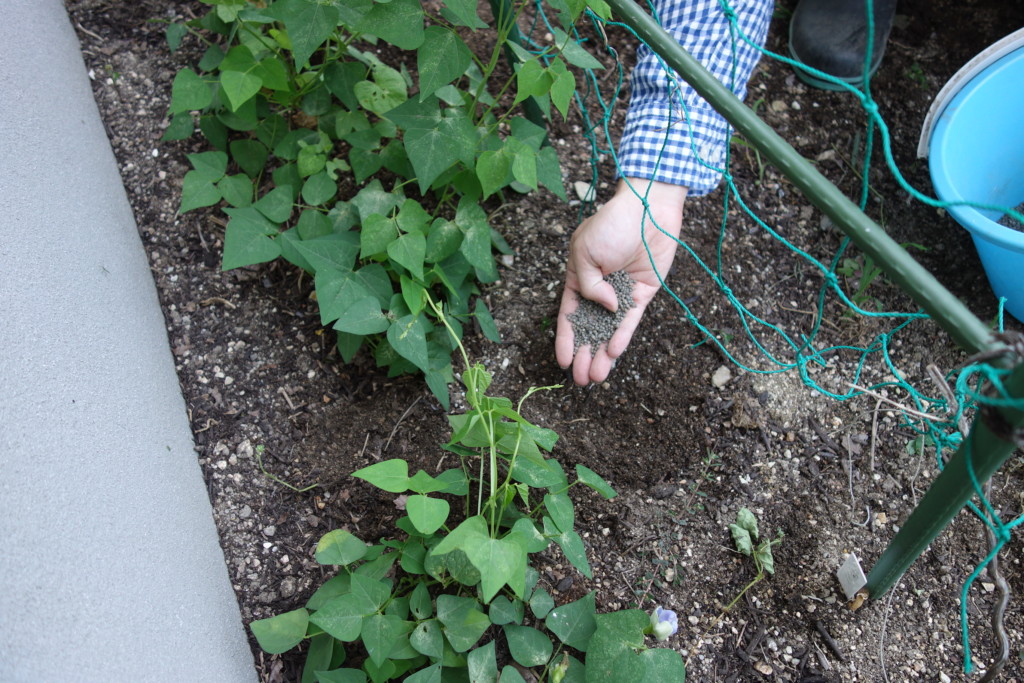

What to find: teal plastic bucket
left=928, top=46, right=1024, bottom=323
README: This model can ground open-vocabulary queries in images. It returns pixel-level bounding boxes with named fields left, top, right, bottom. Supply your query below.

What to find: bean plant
left=163, top=0, right=610, bottom=407
left=248, top=298, right=686, bottom=681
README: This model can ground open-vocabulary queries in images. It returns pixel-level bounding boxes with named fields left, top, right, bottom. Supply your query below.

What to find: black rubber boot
left=788, top=0, right=898, bottom=90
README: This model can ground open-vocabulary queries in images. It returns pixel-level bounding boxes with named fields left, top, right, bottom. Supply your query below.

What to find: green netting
left=515, top=0, right=1024, bottom=673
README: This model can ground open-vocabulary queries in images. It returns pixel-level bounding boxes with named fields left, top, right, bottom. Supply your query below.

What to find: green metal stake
left=600, top=0, right=997, bottom=356
left=866, top=360, right=1024, bottom=597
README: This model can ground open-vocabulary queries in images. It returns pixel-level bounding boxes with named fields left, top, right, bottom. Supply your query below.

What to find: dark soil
left=67, top=0, right=1024, bottom=681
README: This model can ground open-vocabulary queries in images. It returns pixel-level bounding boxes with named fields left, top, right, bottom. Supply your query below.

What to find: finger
left=555, top=286, right=579, bottom=369
left=587, top=346, right=616, bottom=384
left=604, top=294, right=652, bottom=359
left=575, top=257, right=618, bottom=312
left=572, top=346, right=594, bottom=386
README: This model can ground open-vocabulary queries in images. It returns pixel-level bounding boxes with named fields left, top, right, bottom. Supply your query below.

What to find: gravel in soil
left=66, top=0, right=1024, bottom=681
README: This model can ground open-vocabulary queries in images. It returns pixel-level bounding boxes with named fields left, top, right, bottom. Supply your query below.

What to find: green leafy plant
left=162, top=0, right=600, bottom=407
left=836, top=242, right=927, bottom=313
left=248, top=299, right=686, bottom=681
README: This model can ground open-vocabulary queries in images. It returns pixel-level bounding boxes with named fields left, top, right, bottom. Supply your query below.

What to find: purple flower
left=650, top=606, right=678, bottom=641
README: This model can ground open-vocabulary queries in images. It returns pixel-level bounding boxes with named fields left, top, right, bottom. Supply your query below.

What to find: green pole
left=600, top=0, right=997, bottom=356
left=865, top=360, right=1024, bottom=597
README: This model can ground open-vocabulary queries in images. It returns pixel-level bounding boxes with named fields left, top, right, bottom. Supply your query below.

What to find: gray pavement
left=0, top=1, right=256, bottom=680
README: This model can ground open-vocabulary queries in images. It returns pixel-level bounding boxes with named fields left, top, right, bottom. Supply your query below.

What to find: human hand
left=555, top=178, right=687, bottom=385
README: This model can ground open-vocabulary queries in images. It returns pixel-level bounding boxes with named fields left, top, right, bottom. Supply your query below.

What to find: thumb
left=575, top=260, right=618, bottom=313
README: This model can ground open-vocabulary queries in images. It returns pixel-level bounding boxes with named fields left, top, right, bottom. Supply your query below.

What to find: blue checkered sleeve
left=617, top=0, right=774, bottom=195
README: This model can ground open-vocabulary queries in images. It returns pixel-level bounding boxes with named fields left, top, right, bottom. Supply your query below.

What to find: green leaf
left=406, top=495, right=450, bottom=535
left=170, top=68, right=212, bottom=114
left=222, top=206, right=281, bottom=270
left=509, top=141, right=537, bottom=191
left=180, top=171, right=222, bottom=213
left=545, top=591, right=596, bottom=652
left=314, top=266, right=371, bottom=324
left=508, top=518, right=548, bottom=553
left=472, top=298, right=500, bottom=342
left=360, top=214, right=399, bottom=259
left=302, top=633, right=336, bottom=683
left=514, top=59, right=552, bottom=103
left=253, top=186, right=294, bottom=223
left=435, top=595, right=489, bottom=652
left=499, top=666, right=526, bottom=683
left=440, top=0, right=484, bottom=27
left=476, top=149, right=510, bottom=199
left=544, top=493, right=574, bottom=533
left=295, top=209, right=333, bottom=240
left=585, top=610, right=648, bottom=682
left=404, top=664, right=441, bottom=683
left=537, top=146, right=567, bottom=200
left=729, top=524, right=753, bottom=557
left=350, top=573, right=392, bottom=612
left=755, top=543, right=776, bottom=575
left=165, top=22, right=188, bottom=52
left=552, top=28, right=604, bottom=70
left=544, top=517, right=591, bottom=579
left=466, top=536, right=526, bottom=602
left=294, top=232, right=359, bottom=273
left=353, top=0, right=424, bottom=50
left=405, top=470, right=446, bottom=495
left=217, top=174, right=253, bottom=207
left=187, top=150, right=228, bottom=182
left=400, top=276, right=427, bottom=316
left=255, top=56, right=290, bottom=91
left=250, top=608, right=309, bottom=654
left=306, top=573, right=351, bottom=611
left=315, top=669, right=367, bottom=683
left=334, top=297, right=390, bottom=335
left=266, top=0, right=340, bottom=69
left=162, top=112, right=195, bottom=141
left=387, top=314, right=430, bottom=373
left=352, top=180, right=402, bottom=220
left=220, top=70, right=263, bottom=112
left=458, top=219, right=496, bottom=279
left=230, top=139, right=268, bottom=178
left=489, top=596, right=524, bottom=626
left=352, top=459, right=409, bottom=493
left=425, top=219, right=463, bottom=263
left=298, top=145, right=327, bottom=177
left=575, top=464, right=617, bottom=499
left=410, top=582, right=432, bottom=620
left=303, top=171, right=338, bottom=206
left=409, top=619, right=444, bottom=658
left=417, top=26, right=472, bottom=98
left=403, top=112, right=477, bottom=194
left=310, top=594, right=374, bottom=642
left=387, top=232, right=426, bottom=280
left=549, top=59, right=576, bottom=119
left=325, top=61, right=364, bottom=110
left=350, top=148, right=383, bottom=184
left=638, top=648, right=687, bottom=680
left=431, top=515, right=488, bottom=557
left=504, top=625, right=552, bottom=668
left=735, top=507, right=760, bottom=539
left=315, top=529, right=369, bottom=566
left=361, top=614, right=413, bottom=667
left=467, top=640, right=498, bottom=683
left=529, top=587, right=555, bottom=619
left=355, top=64, right=408, bottom=116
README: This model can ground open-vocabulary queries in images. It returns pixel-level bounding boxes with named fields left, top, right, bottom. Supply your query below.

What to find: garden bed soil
left=67, top=0, right=1024, bottom=681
